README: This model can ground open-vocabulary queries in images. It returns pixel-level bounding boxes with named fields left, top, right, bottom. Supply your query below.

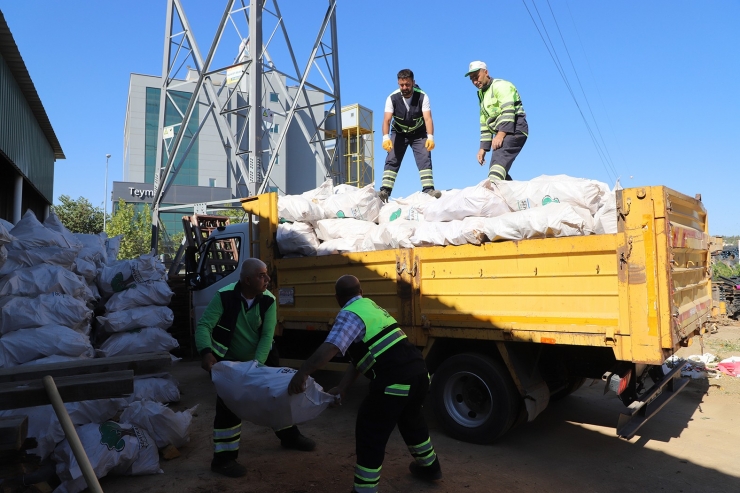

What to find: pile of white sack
left=0, top=212, right=193, bottom=492
left=276, top=175, right=621, bottom=256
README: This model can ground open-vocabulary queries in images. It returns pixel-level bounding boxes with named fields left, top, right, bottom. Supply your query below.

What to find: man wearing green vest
left=288, top=275, right=442, bottom=493
left=196, top=258, right=315, bottom=478
left=379, top=68, right=441, bottom=202
left=465, top=61, right=529, bottom=181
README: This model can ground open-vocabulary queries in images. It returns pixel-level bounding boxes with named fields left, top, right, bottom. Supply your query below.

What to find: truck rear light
left=602, top=368, right=633, bottom=395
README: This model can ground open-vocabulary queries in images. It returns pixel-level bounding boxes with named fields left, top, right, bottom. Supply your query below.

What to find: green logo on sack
left=99, top=421, right=135, bottom=451
left=336, top=210, right=346, bottom=218
left=389, top=209, right=402, bottom=222
left=541, top=195, right=560, bottom=206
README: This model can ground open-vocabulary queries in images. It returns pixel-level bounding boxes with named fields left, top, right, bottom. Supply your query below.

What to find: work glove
left=425, top=134, right=435, bottom=151
left=382, top=135, right=393, bottom=152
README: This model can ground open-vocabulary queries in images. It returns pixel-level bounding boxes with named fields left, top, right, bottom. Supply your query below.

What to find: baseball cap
left=464, top=61, right=487, bottom=77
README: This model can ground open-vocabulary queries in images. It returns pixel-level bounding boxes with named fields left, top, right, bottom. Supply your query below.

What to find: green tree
left=51, top=195, right=106, bottom=234
left=105, top=199, right=152, bottom=260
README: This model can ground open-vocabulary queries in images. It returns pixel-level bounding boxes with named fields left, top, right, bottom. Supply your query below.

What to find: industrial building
left=0, top=11, right=64, bottom=223
left=116, top=68, right=333, bottom=236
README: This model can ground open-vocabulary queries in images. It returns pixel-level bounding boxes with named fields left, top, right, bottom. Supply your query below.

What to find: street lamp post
left=104, top=154, right=111, bottom=231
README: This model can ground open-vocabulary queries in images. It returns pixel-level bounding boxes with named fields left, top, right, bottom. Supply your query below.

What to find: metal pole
left=42, top=376, right=104, bottom=493
left=329, top=0, right=344, bottom=184
left=13, top=173, right=22, bottom=224
left=248, top=0, right=263, bottom=194
left=104, top=154, right=111, bottom=231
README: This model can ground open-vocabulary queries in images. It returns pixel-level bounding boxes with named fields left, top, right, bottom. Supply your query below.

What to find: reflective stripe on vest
left=343, top=298, right=406, bottom=375
left=390, top=88, right=425, bottom=134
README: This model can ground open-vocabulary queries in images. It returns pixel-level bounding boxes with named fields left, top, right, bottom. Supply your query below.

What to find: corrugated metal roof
left=0, top=10, right=65, bottom=159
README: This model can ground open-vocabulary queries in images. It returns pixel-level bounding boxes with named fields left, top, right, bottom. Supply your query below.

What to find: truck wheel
left=430, top=353, right=520, bottom=444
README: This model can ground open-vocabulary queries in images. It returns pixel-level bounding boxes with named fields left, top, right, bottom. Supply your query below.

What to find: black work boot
left=423, top=188, right=441, bottom=198
left=275, top=425, right=316, bottom=451
left=409, top=457, right=442, bottom=480
left=211, top=458, right=247, bottom=478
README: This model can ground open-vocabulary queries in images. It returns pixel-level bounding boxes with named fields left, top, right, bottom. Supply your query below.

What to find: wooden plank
left=0, top=352, right=171, bottom=384
left=0, top=416, right=27, bottom=451
left=0, top=370, right=134, bottom=410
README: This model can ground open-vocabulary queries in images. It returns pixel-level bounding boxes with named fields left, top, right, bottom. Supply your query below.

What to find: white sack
left=44, top=212, right=84, bottom=251
left=332, top=183, right=359, bottom=194
left=481, top=203, right=588, bottom=241
left=0, top=325, right=94, bottom=368
left=0, top=405, right=65, bottom=460
left=316, top=237, right=364, bottom=256
left=277, top=222, right=320, bottom=257
left=20, top=354, right=79, bottom=366
left=0, top=246, right=77, bottom=277
left=278, top=195, right=325, bottom=223
left=421, top=180, right=510, bottom=222
left=594, top=191, right=618, bottom=234
left=0, top=245, right=6, bottom=270
left=98, top=327, right=179, bottom=358
left=316, top=218, right=379, bottom=241
left=105, top=234, right=122, bottom=264
left=53, top=422, right=160, bottom=493
left=120, top=401, right=197, bottom=449
left=378, top=191, right=434, bottom=224
left=97, top=306, right=174, bottom=333
left=74, top=233, right=108, bottom=266
left=97, top=253, right=166, bottom=297
left=322, top=184, right=382, bottom=222
left=493, top=175, right=609, bottom=215
left=73, top=257, right=98, bottom=283
left=0, top=293, right=91, bottom=335
left=128, top=375, right=180, bottom=404
left=300, top=179, right=333, bottom=202
left=362, top=220, right=418, bottom=251
left=105, top=281, right=174, bottom=312
left=0, top=264, right=92, bottom=301
left=7, top=210, right=73, bottom=251
left=212, top=360, right=335, bottom=430
left=0, top=220, right=16, bottom=246
left=0, top=399, right=125, bottom=462
left=410, top=217, right=489, bottom=247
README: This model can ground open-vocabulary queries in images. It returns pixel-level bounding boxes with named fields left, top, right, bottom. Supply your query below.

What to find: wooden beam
left=0, top=352, right=171, bottom=384
left=0, top=371, right=134, bottom=411
left=0, top=416, right=28, bottom=452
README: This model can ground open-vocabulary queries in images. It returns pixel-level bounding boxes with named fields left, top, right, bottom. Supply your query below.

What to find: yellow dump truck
left=188, top=185, right=711, bottom=442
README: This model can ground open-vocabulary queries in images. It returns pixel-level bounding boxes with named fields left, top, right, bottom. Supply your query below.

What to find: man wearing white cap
left=465, top=61, right=528, bottom=181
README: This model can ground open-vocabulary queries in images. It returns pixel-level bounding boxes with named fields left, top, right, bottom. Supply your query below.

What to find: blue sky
left=2, top=1, right=739, bottom=234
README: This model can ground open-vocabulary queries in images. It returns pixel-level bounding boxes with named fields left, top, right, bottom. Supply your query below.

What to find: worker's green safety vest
left=343, top=297, right=410, bottom=378
left=390, top=87, right=426, bottom=134
left=478, top=79, right=526, bottom=138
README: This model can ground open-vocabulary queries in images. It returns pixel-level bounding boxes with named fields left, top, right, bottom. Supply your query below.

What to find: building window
left=271, top=124, right=279, bottom=134
left=209, top=178, right=217, bottom=188
left=269, top=92, right=279, bottom=103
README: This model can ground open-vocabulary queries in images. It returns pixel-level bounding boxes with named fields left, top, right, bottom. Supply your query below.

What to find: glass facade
left=145, top=88, right=199, bottom=185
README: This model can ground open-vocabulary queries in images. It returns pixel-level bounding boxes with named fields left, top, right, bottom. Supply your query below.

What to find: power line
left=520, top=0, right=617, bottom=184
left=545, top=0, right=619, bottom=180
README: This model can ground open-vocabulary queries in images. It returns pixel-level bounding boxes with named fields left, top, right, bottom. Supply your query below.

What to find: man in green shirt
left=196, top=258, right=315, bottom=478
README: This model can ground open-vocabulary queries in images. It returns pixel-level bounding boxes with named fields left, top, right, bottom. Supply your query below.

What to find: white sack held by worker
left=212, top=360, right=335, bottom=430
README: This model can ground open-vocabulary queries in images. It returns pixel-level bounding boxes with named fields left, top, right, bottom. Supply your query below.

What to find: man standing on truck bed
left=466, top=61, right=528, bottom=181
left=196, top=258, right=316, bottom=478
left=379, top=68, right=441, bottom=202
left=288, top=275, right=442, bottom=492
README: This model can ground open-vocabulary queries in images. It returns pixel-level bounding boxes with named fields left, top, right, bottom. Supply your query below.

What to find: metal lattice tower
left=150, top=0, right=343, bottom=250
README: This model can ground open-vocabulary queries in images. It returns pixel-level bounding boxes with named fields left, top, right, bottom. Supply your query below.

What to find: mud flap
left=616, top=363, right=689, bottom=439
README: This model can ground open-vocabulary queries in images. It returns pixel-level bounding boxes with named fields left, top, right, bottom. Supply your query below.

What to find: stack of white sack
left=73, top=231, right=122, bottom=302
left=96, top=257, right=177, bottom=357
left=274, top=175, right=621, bottom=255
left=0, top=212, right=96, bottom=368
left=0, top=220, right=16, bottom=270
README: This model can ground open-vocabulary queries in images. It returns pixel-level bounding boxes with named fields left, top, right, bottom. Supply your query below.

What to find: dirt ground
left=98, top=325, right=740, bottom=493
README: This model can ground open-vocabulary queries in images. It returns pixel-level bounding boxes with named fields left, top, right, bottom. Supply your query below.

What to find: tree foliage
left=51, top=195, right=105, bottom=234
left=105, top=199, right=152, bottom=260
left=712, top=261, right=740, bottom=280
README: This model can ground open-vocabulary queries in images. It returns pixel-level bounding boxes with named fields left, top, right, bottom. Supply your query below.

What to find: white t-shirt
left=384, top=91, right=431, bottom=114
left=241, top=295, right=255, bottom=309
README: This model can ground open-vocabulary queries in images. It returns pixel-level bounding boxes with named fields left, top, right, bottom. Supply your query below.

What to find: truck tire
left=430, top=353, right=521, bottom=444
